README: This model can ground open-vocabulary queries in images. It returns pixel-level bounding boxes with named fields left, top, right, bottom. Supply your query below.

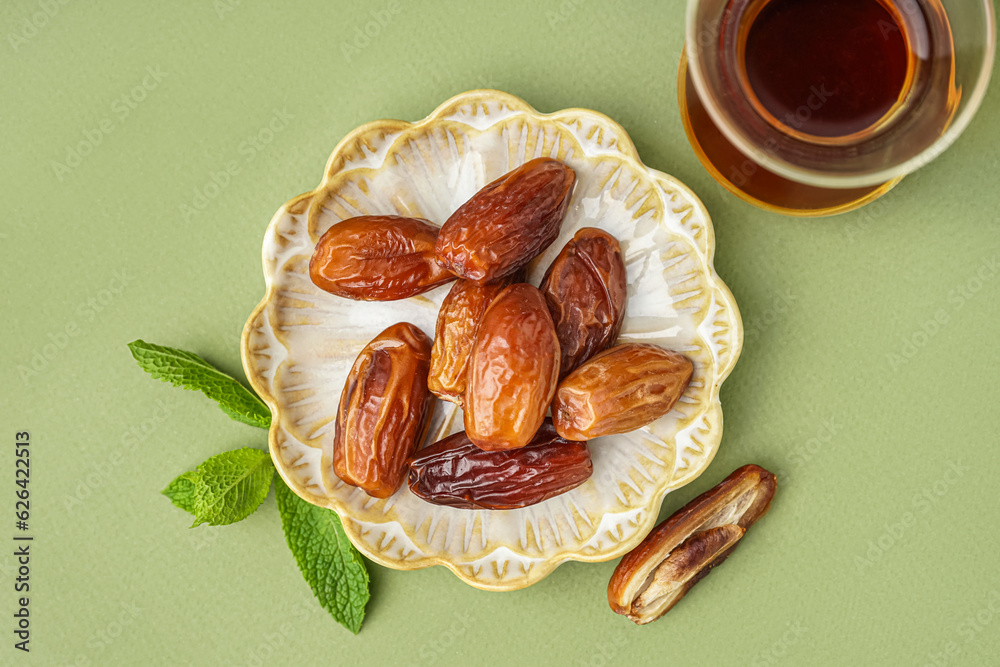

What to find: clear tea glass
left=680, top=0, right=996, bottom=216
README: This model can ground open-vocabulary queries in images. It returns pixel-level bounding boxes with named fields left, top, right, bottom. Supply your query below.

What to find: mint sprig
left=163, top=448, right=275, bottom=527
left=276, top=477, right=370, bottom=634
left=132, top=339, right=370, bottom=633
left=127, top=339, right=271, bottom=429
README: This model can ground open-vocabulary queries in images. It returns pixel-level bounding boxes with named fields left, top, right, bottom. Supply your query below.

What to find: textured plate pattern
left=242, top=90, right=742, bottom=590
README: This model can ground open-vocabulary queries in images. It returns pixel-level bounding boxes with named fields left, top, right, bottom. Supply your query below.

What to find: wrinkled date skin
left=540, top=227, right=628, bottom=379
left=333, top=322, right=434, bottom=498
left=428, top=272, right=523, bottom=407
left=408, top=420, right=593, bottom=510
left=607, top=465, right=777, bottom=624
left=310, top=215, right=455, bottom=300
left=435, top=158, right=576, bottom=284
left=465, top=283, right=560, bottom=451
left=552, top=343, right=693, bottom=441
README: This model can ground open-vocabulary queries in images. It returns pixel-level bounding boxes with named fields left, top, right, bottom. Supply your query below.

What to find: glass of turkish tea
left=680, top=0, right=995, bottom=216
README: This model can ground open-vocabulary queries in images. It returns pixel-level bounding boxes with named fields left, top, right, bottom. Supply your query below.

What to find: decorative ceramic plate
left=241, top=90, right=742, bottom=591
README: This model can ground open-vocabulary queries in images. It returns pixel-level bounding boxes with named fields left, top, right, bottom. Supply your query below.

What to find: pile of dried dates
left=309, top=157, right=695, bottom=510
left=311, top=156, right=778, bottom=624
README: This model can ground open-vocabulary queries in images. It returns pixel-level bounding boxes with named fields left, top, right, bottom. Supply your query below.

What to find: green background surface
left=2, top=1, right=998, bottom=665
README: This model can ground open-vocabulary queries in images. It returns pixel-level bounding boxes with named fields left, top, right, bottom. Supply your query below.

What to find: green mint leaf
left=189, top=448, right=275, bottom=527
left=127, top=339, right=271, bottom=429
left=162, top=472, right=199, bottom=513
left=162, top=448, right=275, bottom=527
left=275, top=477, right=370, bottom=634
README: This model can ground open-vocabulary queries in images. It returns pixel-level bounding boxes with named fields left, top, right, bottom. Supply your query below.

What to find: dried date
left=540, top=227, right=627, bottom=378
left=435, top=158, right=576, bottom=284
left=408, top=420, right=592, bottom=510
left=310, top=215, right=454, bottom=300
left=427, top=271, right=522, bottom=407
left=608, top=465, right=777, bottom=624
left=333, top=322, right=434, bottom=498
left=465, top=283, right=560, bottom=451
left=552, top=343, right=693, bottom=441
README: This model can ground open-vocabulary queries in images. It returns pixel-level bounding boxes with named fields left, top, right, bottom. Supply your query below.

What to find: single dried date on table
left=408, top=420, right=592, bottom=510
left=607, top=464, right=777, bottom=624
left=333, top=322, right=434, bottom=498
left=310, top=215, right=454, bottom=300
left=540, top=227, right=628, bottom=379
left=552, top=343, right=693, bottom=441
left=465, top=283, right=561, bottom=451
left=427, top=271, right=523, bottom=407
left=435, top=158, right=576, bottom=284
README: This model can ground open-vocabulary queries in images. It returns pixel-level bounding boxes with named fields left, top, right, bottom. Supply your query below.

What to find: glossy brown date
left=540, top=227, right=628, bottom=379
left=552, top=343, right=693, bottom=441
left=333, top=322, right=434, bottom=498
left=428, top=272, right=524, bottom=407
left=608, top=465, right=777, bottom=624
left=408, top=420, right=592, bottom=510
left=465, top=283, right=560, bottom=451
left=435, top=158, right=576, bottom=284
left=310, top=215, right=454, bottom=301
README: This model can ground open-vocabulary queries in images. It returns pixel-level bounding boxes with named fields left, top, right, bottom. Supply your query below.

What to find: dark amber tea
left=680, top=0, right=961, bottom=215
left=743, top=0, right=911, bottom=138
